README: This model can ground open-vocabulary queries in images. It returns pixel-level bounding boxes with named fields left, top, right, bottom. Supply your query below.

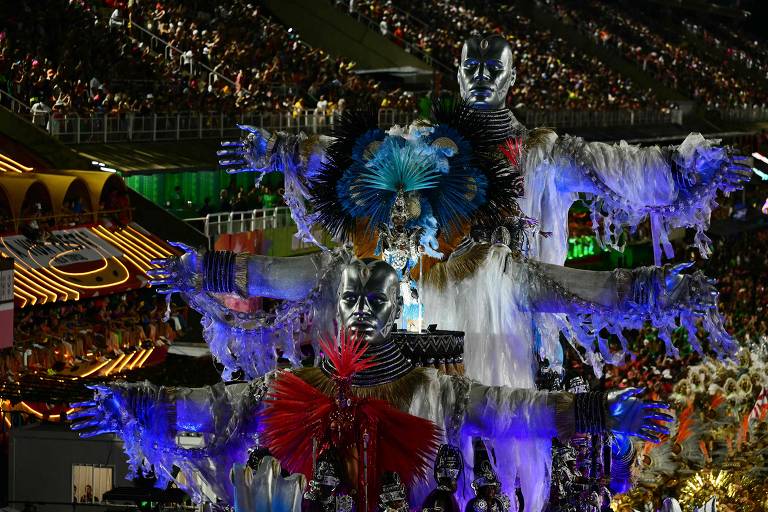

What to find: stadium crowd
left=0, top=0, right=173, bottom=116
left=123, top=0, right=399, bottom=112
left=2, top=0, right=768, bottom=120
left=1, top=290, right=186, bottom=380
left=0, top=0, right=419, bottom=118
left=546, top=0, right=768, bottom=110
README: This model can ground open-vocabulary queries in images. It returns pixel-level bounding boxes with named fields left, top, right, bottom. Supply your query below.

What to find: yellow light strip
left=19, top=266, right=68, bottom=302
left=17, top=402, right=62, bottom=422
left=0, top=153, right=33, bottom=172
left=128, top=226, right=173, bottom=258
left=108, top=229, right=157, bottom=263
left=47, top=249, right=109, bottom=276
left=17, top=268, right=69, bottom=302
left=45, top=255, right=130, bottom=290
left=115, top=352, right=136, bottom=374
left=22, top=238, right=129, bottom=292
left=13, top=292, right=28, bottom=308
left=20, top=257, right=80, bottom=299
left=122, top=227, right=170, bottom=259
left=92, top=227, right=149, bottom=273
left=3, top=414, right=10, bottom=429
left=19, top=245, right=93, bottom=297
left=128, top=349, right=146, bottom=370
left=79, top=359, right=111, bottom=378
left=102, top=354, right=126, bottom=377
left=11, top=280, right=38, bottom=306
left=0, top=160, right=23, bottom=173
left=3, top=241, right=73, bottom=301
left=14, top=271, right=51, bottom=304
left=136, top=347, right=154, bottom=368
left=19, top=402, right=44, bottom=419
left=14, top=281, right=43, bottom=305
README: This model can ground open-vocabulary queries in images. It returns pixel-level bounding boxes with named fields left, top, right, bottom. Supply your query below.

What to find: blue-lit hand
left=662, top=262, right=718, bottom=314
left=147, top=241, right=203, bottom=296
left=674, top=147, right=751, bottom=195
left=69, top=384, right=126, bottom=438
left=217, top=125, right=269, bottom=174
left=607, top=387, right=673, bottom=443
left=708, top=150, right=752, bottom=191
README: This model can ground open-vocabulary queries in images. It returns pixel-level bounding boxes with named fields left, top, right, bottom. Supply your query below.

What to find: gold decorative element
left=405, top=192, right=422, bottom=220
left=524, top=128, right=555, bottom=150
left=423, top=243, right=490, bottom=290
left=294, top=366, right=430, bottom=411
left=431, top=137, right=460, bottom=155
left=464, top=178, right=478, bottom=201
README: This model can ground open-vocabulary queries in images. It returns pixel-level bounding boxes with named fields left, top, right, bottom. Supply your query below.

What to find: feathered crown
left=308, top=102, right=524, bottom=253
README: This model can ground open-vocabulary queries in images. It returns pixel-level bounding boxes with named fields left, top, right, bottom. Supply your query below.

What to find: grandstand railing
left=717, top=108, right=768, bottom=123
left=0, top=89, right=31, bottom=116
left=43, top=110, right=418, bottom=144
left=184, top=207, right=293, bottom=244
left=520, top=109, right=683, bottom=128
left=129, top=23, right=247, bottom=99
left=39, top=108, right=685, bottom=144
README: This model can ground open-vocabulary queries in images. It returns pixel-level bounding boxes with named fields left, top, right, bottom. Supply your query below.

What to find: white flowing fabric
left=517, top=131, right=698, bottom=369
left=423, top=246, right=555, bottom=511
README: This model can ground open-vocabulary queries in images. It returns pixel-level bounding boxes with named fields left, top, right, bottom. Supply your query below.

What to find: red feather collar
left=259, top=336, right=441, bottom=511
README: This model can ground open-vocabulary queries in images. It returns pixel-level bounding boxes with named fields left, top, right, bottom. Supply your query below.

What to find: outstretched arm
left=149, top=242, right=338, bottom=301
left=149, top=243, right=350, bottom=379
left=69, top=379, right=267, bottom=503
left=69, top=379, right=261, bottom=439
left=488, top=243, right=734, bottom=360
left=218, top=125, right=332, bottom=249
left=463, top=382, right=672, bottom=444
left=217, top=125, right=332, bottom=177
left=534, top=131, right=751, bottom=262
left=498, top=245, right=718, bottom=317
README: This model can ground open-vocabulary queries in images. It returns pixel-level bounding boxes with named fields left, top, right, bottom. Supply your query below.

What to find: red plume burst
left=259, top=335, right=441, bottom=511
left=499, top=137, right=523, bottom=168
left=318, top=335, right=376, bottom=381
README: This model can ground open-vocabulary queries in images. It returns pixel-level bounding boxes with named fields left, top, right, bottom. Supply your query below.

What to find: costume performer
left=465, top=439, right=512, bottom=512
left=420, top=444, right=463, bottom=512
left=70, top=34, right=748, bottom=512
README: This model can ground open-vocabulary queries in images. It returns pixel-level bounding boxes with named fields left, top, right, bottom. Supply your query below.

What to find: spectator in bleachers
left=218, top=188, right=231, bottom=212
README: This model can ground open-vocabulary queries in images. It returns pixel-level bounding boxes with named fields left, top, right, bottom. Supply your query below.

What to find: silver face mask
left=337, top=259, right=402, bottom=346
left=457, top=36, right=516, bottom=110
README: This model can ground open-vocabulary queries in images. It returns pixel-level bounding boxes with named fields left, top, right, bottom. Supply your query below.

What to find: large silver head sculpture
left=337, top=259, right=403, bottom=346
left=458, top=35, right=516, bottom=110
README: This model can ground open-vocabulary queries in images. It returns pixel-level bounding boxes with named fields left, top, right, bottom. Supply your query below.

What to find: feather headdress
left=308, top=101, right=524, bottom=249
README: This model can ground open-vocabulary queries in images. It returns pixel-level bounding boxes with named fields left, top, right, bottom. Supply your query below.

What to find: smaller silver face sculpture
left=337, top=259, right=403, bottom=346
left=458, top=35, right=516, bottom=110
